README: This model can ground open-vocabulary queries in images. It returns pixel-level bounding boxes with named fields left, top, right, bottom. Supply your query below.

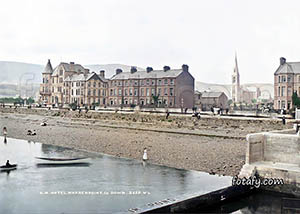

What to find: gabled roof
left=274, top=62, right=300, bottom=75
left=110, top=68, right=184, bottom=80
left=64, top=72, right=108, bottom=82
left=52, top=62, right=86, bottom=76
left=43, top=59, right=53, bottom=74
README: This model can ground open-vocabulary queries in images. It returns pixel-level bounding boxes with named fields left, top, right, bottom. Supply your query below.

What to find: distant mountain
left=0, top=61, right=144, bottom=98
left=85, top=64, right=145, bottom=78
left=0, top=61, right=43, bottom=84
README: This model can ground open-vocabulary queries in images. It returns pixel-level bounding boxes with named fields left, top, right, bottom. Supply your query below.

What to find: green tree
left=292, top=92, right=300, bottom=108
left=152, top=95, right=160, bottom=107
left=27, top=97, right=35, bottom=104
left=251, top=99, right=257, bottom=104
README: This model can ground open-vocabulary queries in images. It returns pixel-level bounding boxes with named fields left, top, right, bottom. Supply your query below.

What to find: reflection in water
left=36, top=162, right=91, bottom=168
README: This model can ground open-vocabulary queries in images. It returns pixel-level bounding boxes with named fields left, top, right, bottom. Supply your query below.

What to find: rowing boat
left=35, top=157, right=89, bottom=164
left=0, top=164, right=17, bottom=171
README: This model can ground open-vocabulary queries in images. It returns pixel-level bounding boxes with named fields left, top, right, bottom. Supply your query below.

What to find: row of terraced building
left=39, top=60, right=194, bottom=109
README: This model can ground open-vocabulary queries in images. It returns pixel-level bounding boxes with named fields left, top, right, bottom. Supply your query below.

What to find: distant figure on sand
left=143, top=148, right=148, bottom=161
left=3, top=127, right=7, bottom=143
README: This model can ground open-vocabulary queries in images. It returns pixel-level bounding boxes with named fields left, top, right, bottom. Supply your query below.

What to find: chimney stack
left=280, top=57, right=286, bottom=65
left=182, top=64, right=189, bottom=72
left=146, top=67, right=153, bottom=73
left=130, top=66, right=137, bottom=74
left=163, top=66, right=171, bottom=72
left=70, top=62, right=75, bottom=65
left=116, top=68, right=123, bottom=75
left=100, top=70, right=105, bottom=78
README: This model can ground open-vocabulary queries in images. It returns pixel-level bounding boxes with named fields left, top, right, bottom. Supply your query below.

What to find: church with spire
left=232, top=53, right=241, bottom=103
left=231, top=53, right=261, bottom=104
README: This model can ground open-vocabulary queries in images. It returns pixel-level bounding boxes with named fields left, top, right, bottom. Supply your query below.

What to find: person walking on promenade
left=166, top=110, right=170, bottom=119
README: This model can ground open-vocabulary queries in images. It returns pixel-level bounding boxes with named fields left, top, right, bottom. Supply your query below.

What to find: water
left=0, top=137, right=232, bottom=213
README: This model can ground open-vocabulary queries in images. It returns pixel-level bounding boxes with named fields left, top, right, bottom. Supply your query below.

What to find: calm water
left=0, top=137, right=232, bottom=213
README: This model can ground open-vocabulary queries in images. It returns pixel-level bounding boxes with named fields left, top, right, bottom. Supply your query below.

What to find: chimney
left=130, top=66, right=137, bottom=74
left=84, top=69, right=89, bottom=74
left=163, top=66, right=171, bottom=72
left=146, top=67, right=153, bottom=73
left=116, top=68, right=123, bottom=75
left=100, top=70, right=105, bottom=78
left=280, top=57, right=286, bottom=65
left=182, top=64, right=189, bottom=72
left=70, top=62, right=75, bottom=65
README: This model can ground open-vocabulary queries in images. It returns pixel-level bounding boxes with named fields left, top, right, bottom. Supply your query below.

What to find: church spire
left=234, top=52, right=239, bottom=74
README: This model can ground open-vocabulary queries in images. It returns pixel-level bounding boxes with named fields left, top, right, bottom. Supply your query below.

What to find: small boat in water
left=0, top=164, right=17, bottom=171
left=35, top=157, right=89, bottom=165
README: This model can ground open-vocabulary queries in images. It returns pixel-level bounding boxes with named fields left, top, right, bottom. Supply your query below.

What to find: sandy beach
left=0, top=108, right=292, bottom=176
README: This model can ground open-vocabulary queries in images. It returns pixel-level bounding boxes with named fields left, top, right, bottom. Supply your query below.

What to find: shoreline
left=0, top=109, right=292, bottom=176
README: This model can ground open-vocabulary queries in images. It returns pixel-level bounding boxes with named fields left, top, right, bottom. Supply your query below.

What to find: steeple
left=232, top=52, right=240, bottom=103
left=234, top=52, right=239, bottom=74
left=43, top=59, right=53, bottom=74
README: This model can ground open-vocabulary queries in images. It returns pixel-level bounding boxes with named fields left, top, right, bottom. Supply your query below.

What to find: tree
left=152, top=95, right=160, bottom=107
left=251, top=99, right=257, bottom=104
left=292, top=92, right=300, bottom=108
left=27, top=97, right=35, bottom=104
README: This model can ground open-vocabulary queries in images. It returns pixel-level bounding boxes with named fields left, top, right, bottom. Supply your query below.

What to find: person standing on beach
left=3, top=127, right=7, bottom=143
left=143, top=148, right=148, bottom=161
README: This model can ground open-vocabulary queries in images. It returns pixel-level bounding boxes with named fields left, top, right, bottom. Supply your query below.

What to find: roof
left=110, top=69, right=184, bottom=80
left=64, top=72, right=108, bottom=82
left=201, top=92, right=225, bottom=98
left=43, top=59, right=53, bottom=74
left=274, top=62, right=300, bottom=75
left=52, top=62, right=87, bottom=76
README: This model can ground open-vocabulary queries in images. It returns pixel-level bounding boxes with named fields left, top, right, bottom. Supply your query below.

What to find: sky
left=0, top=0, right=300, bottom=84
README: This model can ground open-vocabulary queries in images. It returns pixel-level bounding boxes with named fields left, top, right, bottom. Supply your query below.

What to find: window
left=151, top=88, right=155, bottom=95
left=59, top=78, right=63, bottom=83
left=125, top=89, right=128, bottom=96
left=164, top=88, right=168, bottom=96
left=141, top=88, right=144, bottom=96
left=59, top=70, right=63, bottom=76
left=170, top=79, right=174, bottom=85
left=164, top=79, right=168, bottom=85
left=287, top=76, right=291, bottom=82
left=281, top=86, right=285, bottom=96
left=93, top=82, right=96, bottom=87
left=278, top=76, right=281, bottom=83
left=170, top=88, right=174, bottom=96
left=282, top=76, right=286, bottom=82
left=119, top=89, right=122, bottom=96
left=134, top=88, right=138, bottom=96
left=152, top=80, right=155, bottom=85
left=158, top=80, right=162, bottom=85
left=114, top=89, right=116, bottom=96
left=99, top=82, right=101, bottom=87
left=93, top=89, right=96, bottom=96
left=88, top=82, right=91, bottom=87
left=98, top=89, right=101, bottom=96
left=129, top=89, right=133, bottom=96
left=134, top=81, right=138, bottom=86
left=158, top=88, right=161, bottom=95
left=88, top=90, right=91, bottom=96
left=288, top=87, right=292, bottom=96
left=146, top=88, right=150, bottom=96
left=146, top=79, right=150, bottom=85
left=278, top=87, right=280, bottom=96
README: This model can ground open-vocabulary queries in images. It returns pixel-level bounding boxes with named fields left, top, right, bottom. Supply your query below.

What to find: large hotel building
left=40, top=60, right=194, bottom=109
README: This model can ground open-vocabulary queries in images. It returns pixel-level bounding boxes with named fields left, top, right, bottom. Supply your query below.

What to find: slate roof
left=43, top=59, right=53, bottom=74
left=110, top=69, right=183, bottom=80
left=274, top=62, right=300, bottom=74
left=64, top=72, right=108, bottom=82
left=201, top=92, right=225, bottom=98
left=52, top=62, right=86, bottom=76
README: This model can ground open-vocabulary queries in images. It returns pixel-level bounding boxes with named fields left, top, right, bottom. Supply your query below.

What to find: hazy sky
left=0, top=0, right=300, bottom=84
